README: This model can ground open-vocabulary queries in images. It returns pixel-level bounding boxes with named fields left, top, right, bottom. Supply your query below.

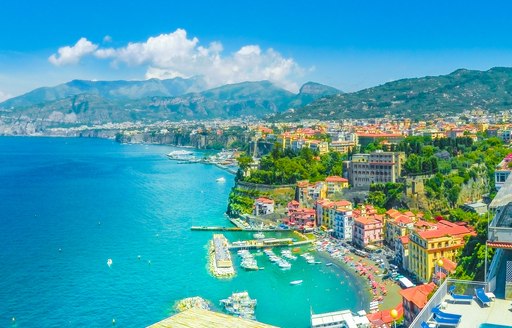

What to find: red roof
left=394, top=215, right=414, bottom=224
left=399, top=235, right=410, bottom=245
left=487, top=241, right=512, bottom=249
left=400, top=283, right=436, bottom=309
left=417, top=224, right=472, bottom=240
left=439, top=257, right=457, bottom=273
left=366, top=303, right=403, bottom=325
left=255, top=197, right=274, bottom=204
left=325, top=176, right=348, bottom=183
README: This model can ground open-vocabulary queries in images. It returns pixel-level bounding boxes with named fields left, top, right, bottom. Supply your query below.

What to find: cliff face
left=116, top=130, right=249, bottom=149
left=403, top=165, right=490, bottom=213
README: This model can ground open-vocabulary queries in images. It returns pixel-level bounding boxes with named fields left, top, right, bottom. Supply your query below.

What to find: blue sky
left=1, top=0, right=512, bottom=100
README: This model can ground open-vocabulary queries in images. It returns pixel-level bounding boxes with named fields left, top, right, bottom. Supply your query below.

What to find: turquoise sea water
left=0, top=137, right=366, bottom=327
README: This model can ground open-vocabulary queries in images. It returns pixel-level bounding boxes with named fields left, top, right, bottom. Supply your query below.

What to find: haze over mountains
left=0, top=78, right=340, bottom=126
left=1, top=67, right=512, bottom=129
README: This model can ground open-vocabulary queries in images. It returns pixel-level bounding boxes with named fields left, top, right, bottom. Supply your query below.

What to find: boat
left=107, top=258, right=112, bottom=267
left=278, top=260, right=292, bottom=269
left=326, top=262, right=333, bottom=266
left=253, top=232, right=265, bottom=239
left=290, top=280, right=303, bottom=285
left=216, top=177, right=226, bottom=183
left=220, top=292, right=257, bottom=319
left=166, top=150, right=195, bottom=161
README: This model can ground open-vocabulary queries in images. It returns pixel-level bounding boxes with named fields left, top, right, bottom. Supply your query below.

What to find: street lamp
left=390, top=308, right=398, bottom=328
left=437, top=259, right=444, bottom=285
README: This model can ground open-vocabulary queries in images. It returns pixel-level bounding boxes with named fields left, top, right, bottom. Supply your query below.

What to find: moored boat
left=290, top=280, right=303, bottom=285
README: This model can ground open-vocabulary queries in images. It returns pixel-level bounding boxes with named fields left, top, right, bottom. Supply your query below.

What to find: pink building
left=352, top=209, right=384, bottom=248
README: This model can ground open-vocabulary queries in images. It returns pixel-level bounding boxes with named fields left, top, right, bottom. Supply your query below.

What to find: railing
left=488, top=226, right=512, bottom=243
left=408, top=279, right=489, bottom=328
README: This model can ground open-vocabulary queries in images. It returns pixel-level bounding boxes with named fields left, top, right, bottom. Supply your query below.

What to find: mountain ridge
left=0, top=79, right=340, bottom=127
left=280, top=67, right=512, bottom=120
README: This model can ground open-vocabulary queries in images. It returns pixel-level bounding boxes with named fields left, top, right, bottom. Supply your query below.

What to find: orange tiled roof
left=325, top=176, right=348, bottom=183
left=400, top=283, right=436, bottom=309
left=399, top=235, right=410, bottom=245
left=417, top=224, right=472, bottom=239
left=255, top=197, right=274, bottom=204
left=439, top=257, right=457, bottom=273
left=487, top=241, right=512, bottom=249
left=366, top=303, right=403, bottom=325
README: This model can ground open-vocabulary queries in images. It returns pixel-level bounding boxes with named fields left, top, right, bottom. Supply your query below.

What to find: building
left=286, top=201, right=316, bottom=229
left=400, top=283, right=436, bottom=327
left=352, top=207, right=384, bottom=248
left=384, top=213, right=415, bottom=250
left=460, top=201, right=488, bottom=215
left=316, top=199, right=352, bottom=230
left=333, top=208, right=353, bottom=241
left=311, top=309, right=370, bottom=328
left=325, top=176, right=349, bottom=195
left=408, top=220, right=474, bottom=282
left=397, top=235, right=410, bottom=272
left=494, top=153, right=512, bottom=190
left=253, top=197, right=275, bottom=216
left=329, top=140, right=356, bottom=154
left=345, top=151, right=405, bottom=188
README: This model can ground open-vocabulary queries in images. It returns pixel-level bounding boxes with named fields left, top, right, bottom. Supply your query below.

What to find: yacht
left=290, top=280, right=303, bottom=285
left=216, top=177, right=226, bottom=183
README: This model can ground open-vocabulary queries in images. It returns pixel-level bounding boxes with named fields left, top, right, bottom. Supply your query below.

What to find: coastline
left=314, top=250, right=372, bottom=310
left=314, top=246, right=402, bottom=312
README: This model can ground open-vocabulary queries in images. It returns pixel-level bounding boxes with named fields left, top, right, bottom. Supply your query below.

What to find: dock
left=191, top=226, right=290, bottom=232
left=228, top=238, right=313, bottom=250
left=192, top=226, right=243, bottom=231
left=209, top=234, right=235, bottom=278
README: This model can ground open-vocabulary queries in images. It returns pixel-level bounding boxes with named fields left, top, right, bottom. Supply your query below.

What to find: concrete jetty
left=209, top=234, right=235, bottom=278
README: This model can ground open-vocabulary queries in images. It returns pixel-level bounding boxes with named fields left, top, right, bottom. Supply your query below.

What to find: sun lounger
left=475, top=287, right=491, bottom=307
left=432, top=307, right=462, bottom=320
left=432, top=315, right=461, bottom=326
left=450, top=293, right=473, bottom=303
left=421, top=322, right=432, bottom=328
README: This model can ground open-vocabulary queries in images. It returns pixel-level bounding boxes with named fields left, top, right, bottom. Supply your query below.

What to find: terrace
left=409, top=279, right=512, bottom=328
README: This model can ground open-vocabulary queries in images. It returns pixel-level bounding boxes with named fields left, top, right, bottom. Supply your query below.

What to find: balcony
left=488, top=202, right=512, bottom=244
left=409, top=279, right=512, bottom=328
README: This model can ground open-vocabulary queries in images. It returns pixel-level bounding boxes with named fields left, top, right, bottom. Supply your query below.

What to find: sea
left=0, top=137, right=366, bottom=328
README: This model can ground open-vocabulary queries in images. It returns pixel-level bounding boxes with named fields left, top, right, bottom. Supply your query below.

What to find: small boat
left=253, top=232, right=265, bottom=239
left=216, top=177, right=226, bottom=183
left=107, top=258, right=112, bottom=267
left=326, top=263, right=333, bottom=266
left=290, top=280, right=303, bottom=285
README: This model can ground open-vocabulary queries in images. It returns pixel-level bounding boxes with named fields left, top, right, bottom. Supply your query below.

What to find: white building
left=334, top=209, right=353, bottom=241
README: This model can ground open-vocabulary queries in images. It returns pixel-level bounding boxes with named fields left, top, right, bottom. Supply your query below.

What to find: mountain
left=280, top=67, right=512, bottom=121
left=0, top=80, right=338, bottom=129
left=0, top=77, right=208, bottom=108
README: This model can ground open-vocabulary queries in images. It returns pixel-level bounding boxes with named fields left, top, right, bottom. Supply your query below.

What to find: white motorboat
left=216, top=177, right=226, bottom=183
left=290, top=280, right=303, bottom=285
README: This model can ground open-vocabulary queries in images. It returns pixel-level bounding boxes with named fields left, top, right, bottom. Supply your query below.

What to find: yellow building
left=408, top=221, right=474, bottom=282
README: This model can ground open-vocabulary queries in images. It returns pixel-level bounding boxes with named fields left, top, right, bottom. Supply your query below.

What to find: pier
left=209, top=234, right=235, bottom=278
left=228, top=237, right=313, bottom=250
left=191, top=226, right=291, bottom=232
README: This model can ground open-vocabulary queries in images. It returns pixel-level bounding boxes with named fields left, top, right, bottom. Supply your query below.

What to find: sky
left=1, top=0, right=512, bottom=101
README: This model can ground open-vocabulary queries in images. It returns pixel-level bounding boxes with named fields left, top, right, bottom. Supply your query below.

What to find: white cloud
left=103, top=35, right=112, bottom=43
left=0, top=90, right=12, bottom=102
left=48, top=37, right=98, bottom=66
left=49, top=28, right=304, bottom=91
